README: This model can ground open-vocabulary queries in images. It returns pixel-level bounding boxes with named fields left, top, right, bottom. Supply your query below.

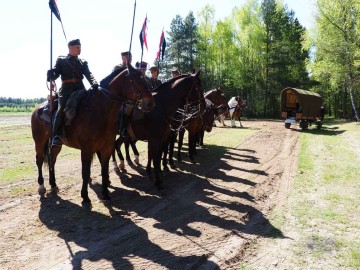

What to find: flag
left=49, top=0, right=62, bottom=22
left=139, top=16, right=148, bottom=52
left=156, top=30, right=166, bottom=61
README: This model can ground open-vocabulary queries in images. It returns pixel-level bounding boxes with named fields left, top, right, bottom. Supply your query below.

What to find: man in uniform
left=47, top=39, right=99, bottom=147
left=99, top=51, right=131, bottom=89
left=171, top=68, right=180, bottom=78
left=113, top=51, right=132, bottom=72
left=149, top=65, right=162, bottom=91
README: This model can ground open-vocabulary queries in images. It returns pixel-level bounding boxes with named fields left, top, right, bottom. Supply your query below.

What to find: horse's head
left=108, top=64, right=155, bottom=112
left=186, top=70, right=204, bottom=105
left=204, top=87, right=228, bottom=109
left=237, top=98, right=247, bottom=109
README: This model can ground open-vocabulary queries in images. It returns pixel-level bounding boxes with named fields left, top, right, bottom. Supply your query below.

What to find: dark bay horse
left=165, top=85, right=206, bottom=166
left=112, top=71, right=202, bottom=188
left=191, top=88, right=228, bottom=147
left=31, top=65, right=154, bottom=208
left=197, top=99, right=223, bottom=147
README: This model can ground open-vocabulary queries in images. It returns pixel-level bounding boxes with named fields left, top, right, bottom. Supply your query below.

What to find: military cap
left=135, top=61, right=147, bottom=70
left=171, top=68, right=179, bottom=73
left=68, top=39, right=81, bottom=47
left=149, top=65, right=158, bottom=72
left=121, top=51, right=132, bottom=57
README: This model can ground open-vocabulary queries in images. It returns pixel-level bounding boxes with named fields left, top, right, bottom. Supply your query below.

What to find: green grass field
left=267, top=120, right=360, bottom=269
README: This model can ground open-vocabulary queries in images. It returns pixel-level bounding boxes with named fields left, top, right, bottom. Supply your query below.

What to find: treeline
left=159, top=0, right=360, bottom=119
left=0, top=97, right=46, bottom=113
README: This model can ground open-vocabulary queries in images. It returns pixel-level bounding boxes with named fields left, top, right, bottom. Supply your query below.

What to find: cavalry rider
left=99, top=51, right=131, bottom=89
left=113, top=51, right=132, bottom=72
left=149, top=65, right=162, bottom=91
left=171, top=68, right=180, bottom=78
left=47, top=39, right=99, bottom=147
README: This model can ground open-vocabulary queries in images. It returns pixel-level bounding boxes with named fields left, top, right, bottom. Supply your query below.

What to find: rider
left=228, top=96, right=239, bottom=127
left=113, top=51, right=132, bottom=72
left=149, top=65, right=162, bottom=91
left=47, top=39, right=99, bottom=147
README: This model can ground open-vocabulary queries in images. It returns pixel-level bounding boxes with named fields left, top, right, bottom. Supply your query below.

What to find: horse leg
left=115, top=137, right=125, bottom=170
left=161, top=139, right=170, bottom=173
left=130, top=140, right=140, bottom=164
left=150, top=140, right=163, bottom=189
left=36, top=139, right=48, bottom=195
left=125, top=140, right=132, bottom=164
left=146, top=142, right=152, bottom=177
left=80, top=151, right=92, bottom=209
left=238, top=114, right=243, bottom=128
left=177, top=129, right=185, bottom=162
left=168, top=132, right=176, bottom=169
left=99, top=151, right=112, bottom=202
left=49, top=145, right=62, bottom=193
left=199, top=129, right=205, bottom=147
left=188, top=132, right=196, bottom=163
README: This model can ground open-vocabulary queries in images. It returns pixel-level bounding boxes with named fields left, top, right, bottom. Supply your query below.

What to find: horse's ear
left=127, top=64, right=135, bottom=73
left=195, top=70, right=201, bottom=78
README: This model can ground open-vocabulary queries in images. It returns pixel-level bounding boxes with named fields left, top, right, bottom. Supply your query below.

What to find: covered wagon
left=280, top=87, right=324, bottom=130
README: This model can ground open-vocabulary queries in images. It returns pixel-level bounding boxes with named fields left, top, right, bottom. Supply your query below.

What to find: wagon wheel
left=300, top=120, right=309, bottom=130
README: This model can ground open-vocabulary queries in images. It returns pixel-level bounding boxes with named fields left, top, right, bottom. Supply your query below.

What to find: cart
left=280, top=87, right=324, bottom=130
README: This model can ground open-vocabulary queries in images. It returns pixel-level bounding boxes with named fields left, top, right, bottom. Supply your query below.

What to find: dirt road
left=0, top=120, right=300, bottom=269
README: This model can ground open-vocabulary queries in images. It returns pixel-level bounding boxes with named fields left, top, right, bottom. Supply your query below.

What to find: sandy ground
left=0, top=120, right=300, bottom=270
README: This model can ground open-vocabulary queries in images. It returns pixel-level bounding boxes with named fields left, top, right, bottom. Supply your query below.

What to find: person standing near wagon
left=47, top=39, right=99, bottom=147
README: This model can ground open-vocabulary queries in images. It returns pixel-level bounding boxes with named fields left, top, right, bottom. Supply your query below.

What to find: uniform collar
left=67, top=54, right=78, bottom=59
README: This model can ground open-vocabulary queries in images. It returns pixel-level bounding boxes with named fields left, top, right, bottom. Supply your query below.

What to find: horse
left=185, top=87, right=228, bottom=150
left=197, top=99, right=225, bottom=148
left=31, top=65, right=155, bottom=208
left=164, top=85, right=206, bottom=166
left=112, top=71, right=202, bottom=188
left=226, top=97, right=247, bottom=127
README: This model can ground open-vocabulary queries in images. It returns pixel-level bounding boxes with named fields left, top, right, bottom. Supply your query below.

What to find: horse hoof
left=81, top=201, right=92, bottom=210
left=38, top=186, right=46, bottom=195
left=51, top=186, right=59, bottom=194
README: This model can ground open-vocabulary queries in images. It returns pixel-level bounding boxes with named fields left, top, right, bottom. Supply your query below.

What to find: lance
left=128, top=0, right=137, bottom=66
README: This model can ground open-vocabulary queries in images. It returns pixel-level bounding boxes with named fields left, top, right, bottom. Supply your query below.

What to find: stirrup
left=52, top=136, right=63, bottom=147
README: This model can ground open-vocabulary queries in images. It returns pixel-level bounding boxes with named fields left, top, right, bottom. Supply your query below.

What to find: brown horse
left=197, top=99, right=224, bottom=147
left=164, top=85, right=206, bottom=166
left=112, top=71, right=202, bottom=188
left=31, top=65, right=154, bottom=208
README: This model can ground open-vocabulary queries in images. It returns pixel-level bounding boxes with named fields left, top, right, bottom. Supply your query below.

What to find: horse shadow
left=89, top=143, right=285, bottom=254
left=39, top=193, right=218, bottom=269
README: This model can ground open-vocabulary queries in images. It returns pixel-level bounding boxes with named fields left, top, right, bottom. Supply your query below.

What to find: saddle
left=37, top=89, right=89, bottom=125
left=118, top=103, right=145, bottom=140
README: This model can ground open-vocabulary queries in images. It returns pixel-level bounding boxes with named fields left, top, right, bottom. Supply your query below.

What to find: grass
left=262, top=120, right=360, bottom=269
left=0, top=116, right=258, bottom=200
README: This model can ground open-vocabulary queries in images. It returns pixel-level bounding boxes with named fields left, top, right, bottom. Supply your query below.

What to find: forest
left=159, top=0, right=360, bottom=119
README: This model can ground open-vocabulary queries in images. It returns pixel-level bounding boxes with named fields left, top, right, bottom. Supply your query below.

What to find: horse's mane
left=204, top=89, right=224, bottom=97
left=151, top=74, right=190, bottom=94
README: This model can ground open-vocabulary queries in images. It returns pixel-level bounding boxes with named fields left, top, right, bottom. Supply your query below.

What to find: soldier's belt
left=62, top=78, right=81, bottom=83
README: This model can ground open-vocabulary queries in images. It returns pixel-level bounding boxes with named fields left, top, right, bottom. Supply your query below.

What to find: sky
left=0, top=0, right=314, bottom=98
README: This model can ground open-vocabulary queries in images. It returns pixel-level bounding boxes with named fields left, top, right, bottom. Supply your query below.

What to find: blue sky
left=0, top=0, right=314, bottom=98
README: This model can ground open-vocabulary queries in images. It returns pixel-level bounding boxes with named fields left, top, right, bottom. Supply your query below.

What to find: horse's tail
left=43, top=139, right=51, bottom=169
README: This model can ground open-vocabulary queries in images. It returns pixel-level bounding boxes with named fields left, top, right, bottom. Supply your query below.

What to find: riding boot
left=52, top=109, right=64, bottom=146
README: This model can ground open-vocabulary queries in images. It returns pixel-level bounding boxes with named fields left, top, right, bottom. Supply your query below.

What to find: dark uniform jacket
left=150, top=77, right=162, bottom=91
left=52, top=54, right=98, bottom=92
